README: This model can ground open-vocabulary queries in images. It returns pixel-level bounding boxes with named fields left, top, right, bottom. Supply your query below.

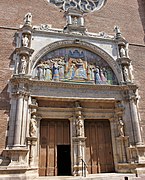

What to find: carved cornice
left=10, top=76, right=136, bottom=92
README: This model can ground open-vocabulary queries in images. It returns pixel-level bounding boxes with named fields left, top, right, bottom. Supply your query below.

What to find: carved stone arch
left=31, top=40, right=122, bottom=83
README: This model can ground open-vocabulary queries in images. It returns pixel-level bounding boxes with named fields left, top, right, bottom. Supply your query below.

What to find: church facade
left=0, top=0, right=145, bottom=179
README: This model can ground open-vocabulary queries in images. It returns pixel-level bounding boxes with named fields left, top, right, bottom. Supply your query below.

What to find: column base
left=2, top=148, right=29, bottom=167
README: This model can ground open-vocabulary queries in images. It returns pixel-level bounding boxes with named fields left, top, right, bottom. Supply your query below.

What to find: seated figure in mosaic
left=52, top=61, right=59, bottom=81
left=74, top=59, right=87, bottom=80
left=44, top=61, right=52, bottom=81
left=37, top=61, right=45, bottom=80
left=94, top=67, right=102, bottom=84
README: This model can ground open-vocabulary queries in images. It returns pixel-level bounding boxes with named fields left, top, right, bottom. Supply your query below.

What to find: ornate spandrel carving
left=32, top=48, right=118, bottom=85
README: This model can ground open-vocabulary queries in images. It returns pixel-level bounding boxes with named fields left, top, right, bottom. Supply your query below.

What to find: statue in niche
left=44, top=61, right=52, bottom=81
left=76, top=111, right=84, bottom=137
left=52, top=61, right=59, bottom=81
left=58, top=57, right=65, bottom=79
left=74, top=59, right=87, bottom=80
left=123, top=66, right=130, bottom=82
left=22, top=34, right=29, bottom=47
left=120, top=45, right=126, bottom=58
left=72, top=17, right=78, bottom=25
left=19, top=56, right=27, bottom=74
left=37, top=61, right=45, bottom=80
left=94, top=67, right=102, bottom=84
left=29, top=115, right=37, bottom=137
left=24, top=12, right=32, bottom=25
left=118, top=117, right=124, bottom=137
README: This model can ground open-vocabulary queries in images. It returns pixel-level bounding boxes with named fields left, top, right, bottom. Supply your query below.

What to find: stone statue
left=120, top=46, right=126, bottom=58
left=118, top=117, right=124, bottom=137
left=24, top=12, right=32, bottom=25
left=19, top=56, right=27, bottom=74
left=123, top=66, right=130, bottom=82
left=58, top=57, right=65, bottom=79
left=22, top=34, right=29, bottom=47
left=29, top=115, right=37, bottom=137
left=76, top=111, right=84, bottom=137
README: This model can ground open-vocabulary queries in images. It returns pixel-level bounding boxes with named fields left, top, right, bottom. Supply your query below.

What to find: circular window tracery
left=32, top=47, right=118, bottom=85
left=48, top=0, right=106, bottom=13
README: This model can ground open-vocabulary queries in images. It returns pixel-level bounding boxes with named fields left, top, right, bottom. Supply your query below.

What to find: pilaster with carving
left=71, top=101, right=87, bottom=176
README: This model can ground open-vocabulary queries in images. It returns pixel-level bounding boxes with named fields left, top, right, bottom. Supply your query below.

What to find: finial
left=114, top=26, right=122, bottom=39
left=24, top=12, right=32, bottom=26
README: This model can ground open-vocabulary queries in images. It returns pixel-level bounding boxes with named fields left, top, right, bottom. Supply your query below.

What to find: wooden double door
left=39, top=119, right=71, bottom=176
left=85, top=120, right=115, bottom=174
left=39, top=119, right=114, bottom=176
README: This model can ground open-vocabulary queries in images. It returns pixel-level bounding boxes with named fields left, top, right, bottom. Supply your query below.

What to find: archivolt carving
left=31, top=40, right=122, bottom=84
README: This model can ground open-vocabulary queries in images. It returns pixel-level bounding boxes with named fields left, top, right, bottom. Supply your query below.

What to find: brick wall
left=0, top=0, right=145, bottom=153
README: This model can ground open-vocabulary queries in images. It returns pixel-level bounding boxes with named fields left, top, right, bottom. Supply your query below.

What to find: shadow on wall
left=137, top=0, right=145, bottom=42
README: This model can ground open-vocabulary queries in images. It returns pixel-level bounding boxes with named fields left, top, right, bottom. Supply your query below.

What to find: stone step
left=37, top=173, right=144, bottom=180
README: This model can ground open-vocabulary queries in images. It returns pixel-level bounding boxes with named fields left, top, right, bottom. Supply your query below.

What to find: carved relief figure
left=52, top=61, right=59, bottom=81
left=19, top=56, right=27, bottom=74
left=100, top=68, right=107, bottom=84
left=87, top=65, right=95, bottom=81
left=94, top=67, right=102, bottom=84
left=74, top=59, right=87, bottom=80
left=37, top=61, right=45, bottom=80
left=22, top=34, right=29, bottom=47
left=44, top=62, right=52, bottom=81
left=58, top=57, right=65, bottom=79
left=29, top=115, right=37, bottom=137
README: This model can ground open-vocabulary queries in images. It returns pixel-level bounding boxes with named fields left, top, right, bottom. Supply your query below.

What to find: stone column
left=7, top=94, right=17, bottom=147
left=13, top=92, right=25, bottom=147
left=21, top=93, right=29, bottom=145
left=129, top=96, right=142, bottom=145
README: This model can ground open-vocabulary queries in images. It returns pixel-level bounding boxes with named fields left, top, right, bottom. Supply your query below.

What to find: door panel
left=39, top=119, right=70, bottom=176
left=85, top=120, right=114, bottom=174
